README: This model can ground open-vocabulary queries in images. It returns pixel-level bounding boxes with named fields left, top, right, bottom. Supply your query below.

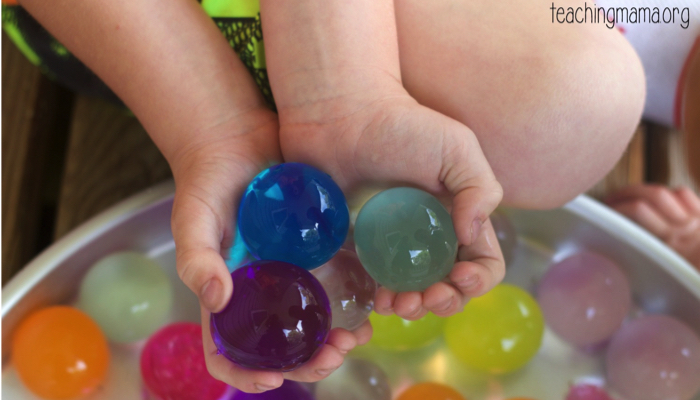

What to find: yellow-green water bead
left=445, top=284, right=544, bottom=374
left=369, top=312, right=446, bottom=351
left=354, top=187, right=458, bottom=292
left=78, top=252, right=173, bottom=343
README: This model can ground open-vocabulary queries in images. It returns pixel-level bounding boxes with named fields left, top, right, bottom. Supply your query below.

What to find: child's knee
left=500, top=27, right=645, bottom=209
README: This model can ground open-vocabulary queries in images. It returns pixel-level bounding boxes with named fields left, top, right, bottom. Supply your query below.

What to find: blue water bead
left=226, top=227, right=252, bottom=272
left=238, top=163, right=349, bottom=270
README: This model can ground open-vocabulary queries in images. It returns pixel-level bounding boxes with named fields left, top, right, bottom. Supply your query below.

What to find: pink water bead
left=141, top=323, right=228, bottom=400
left=537, top=251, right=631, bottom=347
left=566, top=384, right=613, bottom=400
left=606, top=314, right=700, bottom=400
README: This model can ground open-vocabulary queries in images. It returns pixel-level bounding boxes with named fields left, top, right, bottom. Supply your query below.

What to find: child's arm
left=260, top=0, right=505, bottom=321
left=18, top=0, right=365, bottom=392
left=607, top=185, right=700, bottom=269
left=19, top=0, right=263, bottom=163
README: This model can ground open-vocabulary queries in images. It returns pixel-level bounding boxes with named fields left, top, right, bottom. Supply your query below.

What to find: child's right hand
left=169, top=107, right=370, bottom=393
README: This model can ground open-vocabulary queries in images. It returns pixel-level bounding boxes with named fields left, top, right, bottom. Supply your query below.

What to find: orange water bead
left=12, top=306, right=110, bottom=399
left=397, top=382, right=466, bottom=400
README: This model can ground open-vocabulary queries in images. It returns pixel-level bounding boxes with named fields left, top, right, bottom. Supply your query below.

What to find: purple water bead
left=537, top=251, right=631, bottom=347
left=230, top=381, right=315, bottom=400
left=606, top=314, right=700, bottom=400
left=210, top=260, right=331, bottom=371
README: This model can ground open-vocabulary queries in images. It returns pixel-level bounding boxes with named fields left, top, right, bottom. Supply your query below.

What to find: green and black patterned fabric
left=2, top=0, right=274, bottom=108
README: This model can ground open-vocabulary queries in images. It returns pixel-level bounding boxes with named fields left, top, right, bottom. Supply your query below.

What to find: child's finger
left=675, top=186, right=700, bottom=216
left=351, top=320, right=373, bottom=345
left=423, top=282, right=463, bottom=317
left=393, top=291, right=427, bottom=320
left=449, top=218, right=505, bottom=299
left=325, top=328, right=359, bottom=355
left=172, top=189, right=233, bottom=312
left=438, top=124, right=503, bottom=247
left=282, top=336, right=347, bottom=382
left=199, top=305, right=284, bottom=393
left=373, top=287, right=397, bottom=315
left=606, top=185, right=690, bottom=224
left=611, top=199, right=672, bottom=239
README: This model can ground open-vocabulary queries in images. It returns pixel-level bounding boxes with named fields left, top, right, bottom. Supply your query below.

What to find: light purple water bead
left=606, top=314, right=700, bottom=400
left=537, top=251, right=631, bottom=347
left=311, top=250, right=376, bottom=331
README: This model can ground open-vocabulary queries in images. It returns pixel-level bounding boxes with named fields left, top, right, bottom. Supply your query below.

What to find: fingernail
left=457, top=275, right=479, bottom=290
left=316, top=368, right=335, bottom=377
left=434, top=297, right=454, bottom=313
left=255, top=384, right=276, bottom=392
left=407, top=306, right=422, bottom=318
left=201, top=278, right=223, bottom=311
left=337, top=343, right=353, bottom=355
left=471, top=218, right=483, bottom=244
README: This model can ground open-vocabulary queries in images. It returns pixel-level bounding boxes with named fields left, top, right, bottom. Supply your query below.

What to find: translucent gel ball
left=315, top=358, right=391, bottom=400
left=537, top=251, right=631, bottom=347
left=369, top=312, right=446, bottom=351
left=231, top=380, right=315, bottom=400
left=210, top=260, right=331, bottom=371
left=77, top=251, right=173, bottom=343
left=12, top=306, right=110, bottom=399
left=140, top=323, right=227, bottom=400
left=354, top=187, right=458, bottom=292
left=226, top=228, right=252, bottom=272
left=396, top=382, right=466, bottom=400
left=311, top=250, right=377, bottom=331
left=490, top=209, right=517, bottom=266
left=445, top=284, right=544, bottom=374
left=606, top=314, right=700, bottom=400
left=565, top=384, right=613, bottom=400
left=237, top=162, right=349, bottom=270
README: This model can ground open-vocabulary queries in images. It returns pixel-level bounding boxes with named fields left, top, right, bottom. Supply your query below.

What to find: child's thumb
left=171, top=188, right=234, bottom=313
left=442, top=133, right=503, bottom=246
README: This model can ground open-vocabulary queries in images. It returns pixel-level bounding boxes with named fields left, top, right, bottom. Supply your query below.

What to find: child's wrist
left=161, top=106, right=279, bottom=178
left=273, top=67, right=407, bottom=125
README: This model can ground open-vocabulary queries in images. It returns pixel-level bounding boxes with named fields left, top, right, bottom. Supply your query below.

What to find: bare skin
left=395, top=0, right=646, bottom=208
left=607, top=185, right=700, bottom=269
left=17, top=0, right=644, bottom=393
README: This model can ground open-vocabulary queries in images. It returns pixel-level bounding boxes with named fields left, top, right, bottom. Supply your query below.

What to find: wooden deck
left=2, top=31, right=698, bottom=285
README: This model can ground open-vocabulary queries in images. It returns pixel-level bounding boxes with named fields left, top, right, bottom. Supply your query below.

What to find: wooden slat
left=53, top=95, right=172, bottom=239
left=645, top=124, right=700, bottom=193
left=586, top=123, right=646, bottom=200
left=2, top=32, right=74, bottom=285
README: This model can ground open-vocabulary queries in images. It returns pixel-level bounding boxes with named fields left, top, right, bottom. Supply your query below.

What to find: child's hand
left=606, top=185, right=700, bottom=269
left=277, top=83, right=505, bottom=320
left=169, top=108, right=369, bottom=393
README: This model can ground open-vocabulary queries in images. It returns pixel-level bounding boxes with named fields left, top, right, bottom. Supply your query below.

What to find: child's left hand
left=275, top=77, right=506, bottom=320
left=606, top=184, right=700, bottom=269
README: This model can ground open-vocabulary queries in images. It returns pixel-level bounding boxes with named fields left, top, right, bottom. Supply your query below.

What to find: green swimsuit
left=2, top=0, right=274, bottom=107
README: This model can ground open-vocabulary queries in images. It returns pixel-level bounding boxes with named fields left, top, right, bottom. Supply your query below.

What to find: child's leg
left=394, top=0, right=646, bottom=209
